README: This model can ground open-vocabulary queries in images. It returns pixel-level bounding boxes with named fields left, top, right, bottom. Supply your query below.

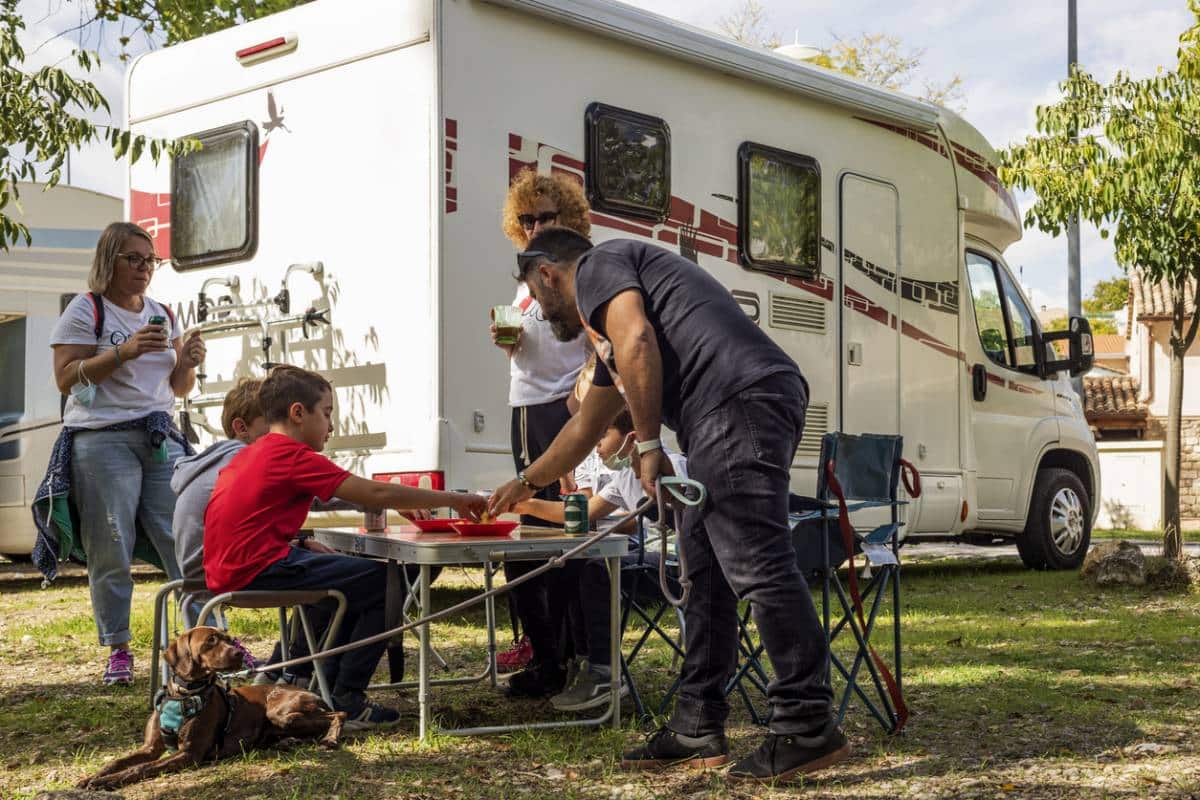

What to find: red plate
left=449, top=520, right=519, bottom=537
left=409, top=518, right=469, bottom=533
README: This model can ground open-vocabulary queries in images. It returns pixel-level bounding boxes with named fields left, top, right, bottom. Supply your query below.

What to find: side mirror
left=1040, top=316, right=1095, bottom=378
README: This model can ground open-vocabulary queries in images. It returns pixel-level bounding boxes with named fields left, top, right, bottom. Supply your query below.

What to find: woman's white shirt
left=508, top=284, right=587, bottom=407
left=50, top=293, right=181, bottom=429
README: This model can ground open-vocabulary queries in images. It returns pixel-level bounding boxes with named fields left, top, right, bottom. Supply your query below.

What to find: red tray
left=449, top=521, right=519, bottom=537
left=409, top=518, right=469, bottom=533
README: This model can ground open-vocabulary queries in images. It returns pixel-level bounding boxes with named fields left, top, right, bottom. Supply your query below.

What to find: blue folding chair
left=789, top=431, right=919, bottom=734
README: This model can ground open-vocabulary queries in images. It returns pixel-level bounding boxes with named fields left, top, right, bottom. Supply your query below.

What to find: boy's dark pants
left=246, top=546, right=387, bottom=694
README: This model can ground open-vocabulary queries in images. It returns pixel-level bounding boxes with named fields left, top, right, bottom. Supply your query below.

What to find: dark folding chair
left=616, top=518, right=687, bottom=721
left=790, top=431, right=919, bottom=734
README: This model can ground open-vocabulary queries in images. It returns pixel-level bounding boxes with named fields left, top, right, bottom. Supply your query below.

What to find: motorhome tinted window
left=171, top=121, right=258, bottom=269
left=966, top=254, right=1010, bottom=368
left=738, top=143, right=820, bottom=277
left=1000, top=269, right=1038, bottom=369
left=585, top=103, right=671, bottom=221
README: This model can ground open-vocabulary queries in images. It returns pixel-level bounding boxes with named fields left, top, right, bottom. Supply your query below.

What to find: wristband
left=112, top=343, right=122, bottom=366
left=517, top=471, right=545, bottom=492
left=635, top=438, right=662, bottom=455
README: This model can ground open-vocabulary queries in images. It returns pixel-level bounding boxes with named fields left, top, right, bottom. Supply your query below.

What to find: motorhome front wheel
left=1016, top=468, right=1091, bottom=571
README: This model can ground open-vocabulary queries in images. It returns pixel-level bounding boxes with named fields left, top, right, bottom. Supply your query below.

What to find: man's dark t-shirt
left=574, top=239, right=803, bottom=433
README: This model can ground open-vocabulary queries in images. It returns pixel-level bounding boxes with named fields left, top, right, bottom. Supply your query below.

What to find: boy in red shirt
left=204, top=365, right=484, bottom=727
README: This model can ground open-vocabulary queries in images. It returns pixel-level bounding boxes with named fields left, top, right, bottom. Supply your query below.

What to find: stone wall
left=1148, top=416, right=1200, bottom=522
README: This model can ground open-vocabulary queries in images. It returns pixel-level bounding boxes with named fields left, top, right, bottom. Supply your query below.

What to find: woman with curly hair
left=489, top=168, right=591, bottom=697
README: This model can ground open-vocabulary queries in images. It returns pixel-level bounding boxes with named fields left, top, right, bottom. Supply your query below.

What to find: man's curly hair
left=501, top=168, right=592, bottom=249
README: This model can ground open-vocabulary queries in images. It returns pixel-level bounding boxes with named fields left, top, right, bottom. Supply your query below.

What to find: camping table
left=312, top=526, right=627, bottom=739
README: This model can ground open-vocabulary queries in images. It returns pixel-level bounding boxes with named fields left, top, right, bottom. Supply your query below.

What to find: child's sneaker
left=104, top=649, right=134, bottom=686
left=334, top=691, right=401, bottom=730
left=496, top=635, right=533, bottom=673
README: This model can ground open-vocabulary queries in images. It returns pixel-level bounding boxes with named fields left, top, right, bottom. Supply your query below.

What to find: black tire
left=1016, top=467, right=1091, bottom=570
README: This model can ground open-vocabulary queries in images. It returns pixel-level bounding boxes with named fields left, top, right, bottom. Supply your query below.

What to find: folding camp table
left=313, top=525, right=627, bottom=739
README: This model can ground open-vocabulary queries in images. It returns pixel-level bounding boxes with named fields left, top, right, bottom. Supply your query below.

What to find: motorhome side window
left=170, top=121, right=259, bottom=269
left=585, top=103, right=671, bottom=221
left=0, top=316, right=25, bottom=460
left=737, top=143, right=820, bottom=277
left=966, top=252, right=1037, bottom=372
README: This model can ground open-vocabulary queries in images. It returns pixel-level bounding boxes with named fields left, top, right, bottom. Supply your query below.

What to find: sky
left=14, top=0, right=1197, bottom=311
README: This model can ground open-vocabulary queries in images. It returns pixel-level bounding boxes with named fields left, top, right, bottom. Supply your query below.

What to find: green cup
left=493, top=305, right=523, bottom=346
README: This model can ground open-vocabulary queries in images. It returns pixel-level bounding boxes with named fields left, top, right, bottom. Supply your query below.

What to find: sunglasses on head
left=516, top=249, right=558, bottom=277
left=517, top=211, right=559, bottom=231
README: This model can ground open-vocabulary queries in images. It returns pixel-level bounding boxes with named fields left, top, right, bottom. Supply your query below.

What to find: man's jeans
left=670, top=371, right=834, bottom=739
left=246, top=547, right=387, bottom=694
left=72, top=429, right=184, bottom=646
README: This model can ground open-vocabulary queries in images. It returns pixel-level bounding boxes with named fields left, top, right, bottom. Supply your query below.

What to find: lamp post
left=1067, top=0, right=1083, bottom=397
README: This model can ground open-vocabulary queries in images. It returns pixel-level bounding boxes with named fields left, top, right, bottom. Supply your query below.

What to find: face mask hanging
left=603, top=433, right=635, bottom=472
left=70, top=361, right=97, bottom=407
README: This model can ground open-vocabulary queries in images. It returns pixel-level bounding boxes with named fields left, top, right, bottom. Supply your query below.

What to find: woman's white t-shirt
left=508, top=284, right=587, bottom=407
left=50, top=293, right=181, bottom=429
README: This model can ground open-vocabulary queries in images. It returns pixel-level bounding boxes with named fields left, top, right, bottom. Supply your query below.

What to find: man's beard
left=541, top=288, right=583, bottom=342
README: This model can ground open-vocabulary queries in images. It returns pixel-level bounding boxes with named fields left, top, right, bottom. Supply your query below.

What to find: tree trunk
left=1164, top=339, right=1185, bottom=562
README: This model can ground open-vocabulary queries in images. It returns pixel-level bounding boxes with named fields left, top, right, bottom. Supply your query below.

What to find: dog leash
left=222, top=477, right=706, bottom=680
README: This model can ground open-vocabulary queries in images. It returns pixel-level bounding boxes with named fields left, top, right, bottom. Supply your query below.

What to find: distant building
left=0, top=182, right=120, bottom=556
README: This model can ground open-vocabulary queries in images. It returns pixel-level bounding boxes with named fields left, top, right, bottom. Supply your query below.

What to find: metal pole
left=1067, top=0, right=1083, bottom=397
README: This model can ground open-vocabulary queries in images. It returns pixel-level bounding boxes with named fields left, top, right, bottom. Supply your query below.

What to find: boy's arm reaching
left=332, top=475, right=486, bottom=519
left=514, top=495, right=620, bottom=524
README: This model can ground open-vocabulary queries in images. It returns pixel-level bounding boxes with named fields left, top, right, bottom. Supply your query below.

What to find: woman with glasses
left=40, top=221, right=204, bottom=685
left=488, top=169, right=591, bottom=695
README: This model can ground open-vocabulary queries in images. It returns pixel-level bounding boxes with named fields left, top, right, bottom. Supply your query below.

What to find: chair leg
left=149, top=580, right=183, bottom=710
left=295, top=605, right=334, bottom=707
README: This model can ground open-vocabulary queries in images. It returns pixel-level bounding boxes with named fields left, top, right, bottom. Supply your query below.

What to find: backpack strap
left=87, top=292, right=105, bottom=340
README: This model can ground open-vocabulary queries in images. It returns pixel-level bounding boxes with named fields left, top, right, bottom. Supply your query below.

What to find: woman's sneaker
left=333, top=691, right=401, bottom=731
left=496, top=635, right=533, bottom=673
left=103, top=649, right=134, bottom=686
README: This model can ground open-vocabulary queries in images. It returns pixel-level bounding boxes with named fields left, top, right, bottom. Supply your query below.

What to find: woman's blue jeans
left=71, top=428, right=183, bottom=646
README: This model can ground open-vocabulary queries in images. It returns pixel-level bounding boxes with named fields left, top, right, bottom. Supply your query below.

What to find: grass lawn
left=1, top=555, right=1198, bottom=799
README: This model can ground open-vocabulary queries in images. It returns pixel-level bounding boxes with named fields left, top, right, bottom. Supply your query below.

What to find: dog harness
left=154, top=679, right=237, bottom=753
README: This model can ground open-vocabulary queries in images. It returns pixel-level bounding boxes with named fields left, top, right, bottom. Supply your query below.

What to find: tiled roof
left=1132, top=271, right=1196, bottom=319
left=1083, top=375, right=1146, bottom=418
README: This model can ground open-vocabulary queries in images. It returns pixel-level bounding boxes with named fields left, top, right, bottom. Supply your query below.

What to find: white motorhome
left=0, top=184, right=121, bottom=558
left=124, top=0, right=1099, bottom=569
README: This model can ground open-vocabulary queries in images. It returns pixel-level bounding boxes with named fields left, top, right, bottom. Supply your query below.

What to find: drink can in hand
left=363, top=508, right=387, bottom=532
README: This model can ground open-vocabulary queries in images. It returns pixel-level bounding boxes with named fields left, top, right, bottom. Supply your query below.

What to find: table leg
left=418, top=563, right=432, bottom=741
left=485, top=561, right=498, bottom=688
left=609, top=554, right=620, bottom=730
left=385, top=559, right=404, bottom=683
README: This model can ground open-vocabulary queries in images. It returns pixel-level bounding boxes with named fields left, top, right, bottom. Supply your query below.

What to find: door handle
left=972, top=364, right=987, bottom=402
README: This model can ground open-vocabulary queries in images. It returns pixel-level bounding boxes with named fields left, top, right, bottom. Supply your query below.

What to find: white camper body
left=125, top=0, right=1100, bottom=567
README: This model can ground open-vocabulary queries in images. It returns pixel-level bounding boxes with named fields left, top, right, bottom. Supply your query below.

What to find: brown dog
left=78, top=627, right=345, bottom=790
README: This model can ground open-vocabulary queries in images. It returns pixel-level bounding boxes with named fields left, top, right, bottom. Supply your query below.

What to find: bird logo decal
left=263, top=90, right=290, bottom=135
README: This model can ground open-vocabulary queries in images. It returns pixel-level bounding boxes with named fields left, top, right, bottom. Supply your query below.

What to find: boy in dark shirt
left=205, top=365, right=485, bottom=727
